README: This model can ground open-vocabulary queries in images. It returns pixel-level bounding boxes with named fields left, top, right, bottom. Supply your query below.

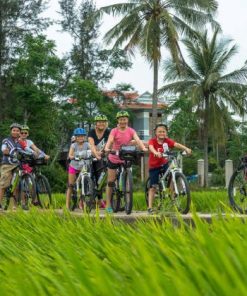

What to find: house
left=103, top=90, right=167, bottom=141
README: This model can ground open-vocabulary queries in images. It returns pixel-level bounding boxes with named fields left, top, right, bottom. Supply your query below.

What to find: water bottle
left=98, top=171, right=105, bottom=186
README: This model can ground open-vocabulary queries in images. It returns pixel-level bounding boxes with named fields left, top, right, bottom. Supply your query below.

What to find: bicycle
left=29, top=157, right=52, bottom=208
left=228, top=155, right=247, bottom=213
left=145, top=151, right=191, bottom=214
left=109, top=145, right=144, bottom=215
left=70, top=150, right=94, bottom=212
left=3, top=151, right=36, bottom=210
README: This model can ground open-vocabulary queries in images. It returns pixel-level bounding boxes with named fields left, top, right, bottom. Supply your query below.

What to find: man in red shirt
left=148, top=124, right=192, bottom=214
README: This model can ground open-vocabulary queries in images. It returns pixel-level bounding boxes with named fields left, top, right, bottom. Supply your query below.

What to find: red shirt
left=148, top=137, right=175, bottom=169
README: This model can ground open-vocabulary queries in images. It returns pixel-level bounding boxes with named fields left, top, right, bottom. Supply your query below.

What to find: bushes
left=41, top=163, right=67, bottom=193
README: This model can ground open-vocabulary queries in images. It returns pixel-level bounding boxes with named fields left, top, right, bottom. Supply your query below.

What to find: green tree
left=6, top=34, right=64, bottom=152
left=59, top=0, right=132, bottom=85
left=160, top=29, right=247, bottom=186
left=99, top=0, right=218, bottom=131
left=0, top=0, right=49, bottom=122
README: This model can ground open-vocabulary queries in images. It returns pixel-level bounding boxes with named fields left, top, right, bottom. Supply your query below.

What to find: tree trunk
left=151, top=58, right=159, bottom=136
left=203, top=96, right=209, bottom=187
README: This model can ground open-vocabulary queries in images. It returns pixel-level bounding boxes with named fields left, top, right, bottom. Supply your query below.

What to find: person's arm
left=31, top=143, right=50, bottom=160
left=68, top=145, right=75, bottom=160
left=104, top=134, right=114, bottom=152
left=1, top=143, right=9, bottom=155
left=148, top=144, right=162, bottom=158
left=133, top=132, right=148, bottom=151
left=174, top=142, right=192, bottom=155
left=88, top=137, right=101, bottom=159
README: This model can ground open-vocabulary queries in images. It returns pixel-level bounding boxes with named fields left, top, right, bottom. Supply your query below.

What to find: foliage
left=160, top=29, right=247, bottom=186
left=99, top=0, right=218, bottom=129
left=1, top=34, right=64, bottom=152
left=41, top=163, right=67, bottom=193
left=59, top=0, right=132, bottom=85
left=1, top=208, right=247, bottom=294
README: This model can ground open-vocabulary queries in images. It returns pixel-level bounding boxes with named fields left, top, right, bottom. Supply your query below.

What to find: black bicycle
left=110, top=146, right=143, bottom=215
left=228, top=155, right=247, bottom=213
left=3, top=151, right=36, bottom=210
left=30, top=157, right=52, bottom=208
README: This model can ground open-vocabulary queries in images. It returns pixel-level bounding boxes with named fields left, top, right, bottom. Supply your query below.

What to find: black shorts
left=149, top=163, right=169, bottom=186
left=107, top=160, right=121, bottom=170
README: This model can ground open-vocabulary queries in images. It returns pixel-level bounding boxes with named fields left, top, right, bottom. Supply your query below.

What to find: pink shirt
left=108, top=127, right=135, bottom=164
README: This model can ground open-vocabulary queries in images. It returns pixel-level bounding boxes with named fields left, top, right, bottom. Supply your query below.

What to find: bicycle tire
left=228, top=168, right=247, bottom=213
left=145, top=177, right=150, bottom=207
left=18, top=173, right=36, bottom=207
left=36, top=174, right=52, bottom=208
left=123, top=169, right=133, bottom=215
left=70, top=186, right=77, bottom=211
left=81, top=175, right=94, bottom=213
left=2, top=188, right=11, bottom=210
left=170, top=172, right=191, bottom=214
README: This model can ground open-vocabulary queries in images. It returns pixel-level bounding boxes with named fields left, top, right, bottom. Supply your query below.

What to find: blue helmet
left=73, top=128, right=86, bottom=136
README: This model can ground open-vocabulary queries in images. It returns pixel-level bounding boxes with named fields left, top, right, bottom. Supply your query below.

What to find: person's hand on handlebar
left=154, top=151, right=162, bottom=158
left=184, top=148, right=192, bottom=155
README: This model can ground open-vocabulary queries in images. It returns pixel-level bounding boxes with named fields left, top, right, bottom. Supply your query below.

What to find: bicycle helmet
left=73, top=127, right=86, bottom=136
left=116, top=110, right=130, bottom=119
left=21, top=125, right=30, bottom=131
left=94, top=114, right=108, bottom=122
left=10, top=123, right=22, bottom=130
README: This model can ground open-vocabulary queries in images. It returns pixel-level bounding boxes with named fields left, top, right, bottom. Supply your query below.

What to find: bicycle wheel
left=228, top=168, right=247, bottom=213
left=70, top=186, right=78, bottom=211
left=36, top=175, right=52, bottom=208
left=169, top=172, right=191, bottom=214
left=110, top=175, right=121, bottom=212
left=81, top=175, right=94, bottom=213
left=19, top=173, right=36, bottom=208
left=122, top=169, right=133, bottom=215
left=2, top=187, right=11, bottom=210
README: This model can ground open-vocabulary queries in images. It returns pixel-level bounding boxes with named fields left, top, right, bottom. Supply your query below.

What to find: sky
left=45, top=0, right=247, bottom=94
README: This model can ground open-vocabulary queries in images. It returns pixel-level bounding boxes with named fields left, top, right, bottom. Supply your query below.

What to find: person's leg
left=106, top=167, right=117, bottom=210
left=66, top=170, right=76, bottom=209
left=148, top=168, right=159, bottom=211
left=0, top=165, right=15, bottom=208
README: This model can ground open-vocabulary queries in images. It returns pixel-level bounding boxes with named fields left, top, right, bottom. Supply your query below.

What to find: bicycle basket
left=119, top=145, right=138, bottom=162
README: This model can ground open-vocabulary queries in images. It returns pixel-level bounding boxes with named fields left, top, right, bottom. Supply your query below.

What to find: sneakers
left=106, top=207, right=113, bottom=213
left=147, top=208, right=154, bottom=215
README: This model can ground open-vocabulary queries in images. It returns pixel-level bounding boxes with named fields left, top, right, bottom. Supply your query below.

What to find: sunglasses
left=21, top=132, right=28, bottom=135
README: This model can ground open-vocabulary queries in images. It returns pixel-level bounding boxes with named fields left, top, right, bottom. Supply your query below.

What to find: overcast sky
left=45, top=0, right=247, bottom=94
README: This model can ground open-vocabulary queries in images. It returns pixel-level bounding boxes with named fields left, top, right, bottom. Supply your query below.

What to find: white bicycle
left=70, top=150, right=95, bottom=212
left=145, top=151, right=191, bottom=214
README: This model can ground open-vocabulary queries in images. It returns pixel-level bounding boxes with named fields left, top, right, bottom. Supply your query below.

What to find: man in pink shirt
left=104, top=110, right=147, bottom=213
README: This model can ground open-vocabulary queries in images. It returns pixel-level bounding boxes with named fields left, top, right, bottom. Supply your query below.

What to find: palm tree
left=159, top=29, right=247, bottom=186
left=98, top=0, right=218, bottom=132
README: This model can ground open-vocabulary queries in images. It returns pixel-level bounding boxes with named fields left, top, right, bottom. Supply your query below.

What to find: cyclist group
left=66, top=110, right=192, bottom=214
left=0, top=123, right=50, bottom=210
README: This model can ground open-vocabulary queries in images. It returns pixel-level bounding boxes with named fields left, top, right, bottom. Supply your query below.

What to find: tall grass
left=0, top=210, right=246, bottom=295
left=53, top=190, right=229, bottom=213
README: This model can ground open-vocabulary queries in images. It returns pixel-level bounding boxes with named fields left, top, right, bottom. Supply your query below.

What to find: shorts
left=0, top=164, right=18, bottom=189
left=68, top=165, right=80, bottom=175
left=107, top=160, right=121, bottom=170
left=149, top=163, right=169, bottom=187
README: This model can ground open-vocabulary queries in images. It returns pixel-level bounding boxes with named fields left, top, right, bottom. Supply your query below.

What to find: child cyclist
left=104, top=110, right=148, bottom=213
left=148, top=124, right=192, bottom=214
left=66, top=127, right=91, bottom=210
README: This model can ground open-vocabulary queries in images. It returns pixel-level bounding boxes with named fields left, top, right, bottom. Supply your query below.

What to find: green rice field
left=0, top=210, right=246, bottom=295
left=52, top=190, right=229, bottom=213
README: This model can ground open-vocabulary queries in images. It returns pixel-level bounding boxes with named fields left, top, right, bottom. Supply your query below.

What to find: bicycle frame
left=159, top=152, right=184, bottom=197
left=75, top=161, right=91, bottom=196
